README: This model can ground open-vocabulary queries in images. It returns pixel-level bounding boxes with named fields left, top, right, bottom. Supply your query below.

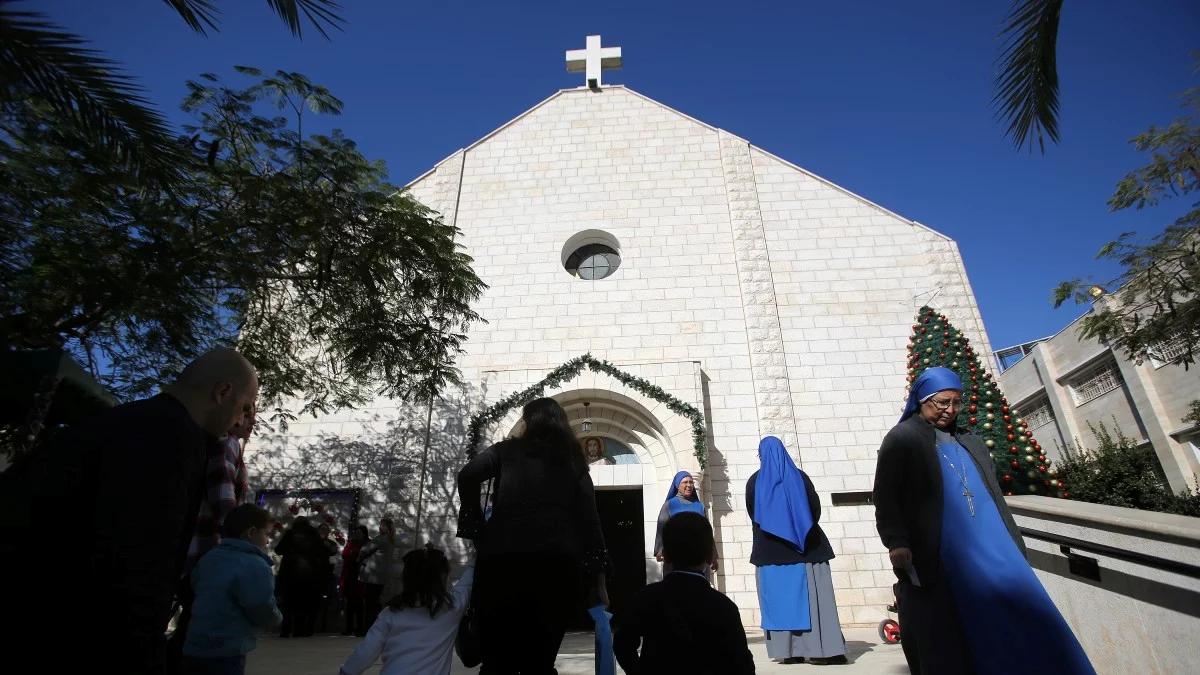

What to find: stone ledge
left=1006, top=495, right=1200, bottom=544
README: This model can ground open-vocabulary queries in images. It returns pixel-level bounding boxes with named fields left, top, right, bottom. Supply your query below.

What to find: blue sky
left=37, top=0, right=1200, bottom=351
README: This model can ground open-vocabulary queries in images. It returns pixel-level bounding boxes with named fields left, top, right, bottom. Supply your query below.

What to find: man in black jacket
left=2, top=348, right=258, bottom=674
left=614, top=512, right=755, bottom=675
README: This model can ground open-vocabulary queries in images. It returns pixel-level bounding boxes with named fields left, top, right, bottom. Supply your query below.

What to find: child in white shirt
left=339, top=546, right=474, bottom=675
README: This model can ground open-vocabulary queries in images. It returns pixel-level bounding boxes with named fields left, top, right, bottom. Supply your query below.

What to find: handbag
left=455, top=591, right=483, bottom=667
left=455, top=471, right=497, bottom=668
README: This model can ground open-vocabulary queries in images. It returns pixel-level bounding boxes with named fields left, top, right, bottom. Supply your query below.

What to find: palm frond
left=161, top=0, right=220, bottom=35
left=0, top=8, right=184, bottom=182
left=162, top=1, right=343, bottom=39
left=994, top=0, right=1063, bottom=152
left=265, top=0, right=343, bottom=39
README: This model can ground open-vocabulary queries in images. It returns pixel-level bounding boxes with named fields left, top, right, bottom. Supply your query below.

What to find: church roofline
left=404, top=85, right=952, bottom=243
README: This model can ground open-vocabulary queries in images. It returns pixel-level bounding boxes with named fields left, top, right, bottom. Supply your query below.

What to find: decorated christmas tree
left=905, top=306, right=1067, bottom=498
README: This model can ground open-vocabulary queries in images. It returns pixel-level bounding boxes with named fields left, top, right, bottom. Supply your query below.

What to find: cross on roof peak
left=565, top=35, right=622, bottom=90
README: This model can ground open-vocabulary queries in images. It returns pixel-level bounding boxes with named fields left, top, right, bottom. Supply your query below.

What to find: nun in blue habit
left=874, top=367, right=1094, bottom=675
left=653, top=471, right=718, bottom=574
left=747, top=436, right=846, bottom=664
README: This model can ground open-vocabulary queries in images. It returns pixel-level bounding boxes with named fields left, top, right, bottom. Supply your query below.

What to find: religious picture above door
left=583, top=436, right=615, bottom=465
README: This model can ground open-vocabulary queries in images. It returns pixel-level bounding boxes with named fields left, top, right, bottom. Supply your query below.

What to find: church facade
left=253, top=41, right=993, bottom=628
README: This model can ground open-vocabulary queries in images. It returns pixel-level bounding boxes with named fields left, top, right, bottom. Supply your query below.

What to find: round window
left=561, top=230, right=622, bottom=280
left=565, top=244, right=620, bottom=280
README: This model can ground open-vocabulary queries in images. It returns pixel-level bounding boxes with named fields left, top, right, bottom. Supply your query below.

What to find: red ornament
left=1002, top=415, right=1011, bottom=423
left=968, top=417, right=978, bottom=425
left=971, top=384, right=979, bottom=391
left=1006, top=434, right=1015, bottom=442
left=1010, top=460, right=1020, bottom=469
left=1063, top=491, right=1071, bottom=498
left=969, top=404, right=978, bottom=413
left=1038, top=465, right=1047, bottom=473
left=1001, top=405, right=1010, bottom=414
left=1002, top=474, right=1013, bottom=483
left=1009, top=446, right=1019, bottom=454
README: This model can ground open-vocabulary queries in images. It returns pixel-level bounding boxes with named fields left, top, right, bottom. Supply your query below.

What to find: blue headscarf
left=899, top=367, right=963, bottom=423
left=665, top=470, right=705, bottom=517
left=752, top=437, right=814, bottom=552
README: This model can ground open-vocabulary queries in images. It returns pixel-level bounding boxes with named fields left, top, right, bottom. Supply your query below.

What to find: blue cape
left=752, top=437, right=813, bottom=552
left=665, top=470, right=705, bottom=516
left=899, top=367, right=963, bottom=423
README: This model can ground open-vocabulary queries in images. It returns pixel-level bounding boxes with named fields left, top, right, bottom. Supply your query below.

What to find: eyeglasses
left=927, top=396, right=963, bottom=412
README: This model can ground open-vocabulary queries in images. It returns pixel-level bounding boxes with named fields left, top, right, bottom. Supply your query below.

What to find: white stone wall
left=256, top=85, right=997, bottom=628
left=748, top=147, right=994, bottom=624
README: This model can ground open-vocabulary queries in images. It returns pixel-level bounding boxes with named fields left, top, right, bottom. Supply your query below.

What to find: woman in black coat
left=274, top=516, right=327, bottom=637
left=457, top=398, right=610, bottom=674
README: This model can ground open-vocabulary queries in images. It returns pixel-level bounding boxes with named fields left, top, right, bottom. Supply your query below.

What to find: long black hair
left=386, top=547, right=454, bottom=618
left=520, top=397, right=585, bottom=472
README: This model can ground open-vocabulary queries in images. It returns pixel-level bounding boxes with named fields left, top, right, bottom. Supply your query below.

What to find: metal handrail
left=1019, top=527, right=1200, bottom=580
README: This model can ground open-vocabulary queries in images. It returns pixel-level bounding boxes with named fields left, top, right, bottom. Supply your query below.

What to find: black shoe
left=782, top=657, right=805, bottom=664
left=810, top=655, right=848, bottom=665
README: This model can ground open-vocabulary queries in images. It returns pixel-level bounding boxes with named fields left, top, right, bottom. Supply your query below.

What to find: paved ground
left=247, top=627, right=908, bottom=674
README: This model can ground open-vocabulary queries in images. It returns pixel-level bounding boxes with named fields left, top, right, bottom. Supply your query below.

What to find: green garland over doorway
left=466, top=353, right=708, bottom=468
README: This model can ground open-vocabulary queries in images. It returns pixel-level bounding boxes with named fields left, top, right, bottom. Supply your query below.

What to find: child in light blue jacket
left=183, top=504, right=282, bottom=675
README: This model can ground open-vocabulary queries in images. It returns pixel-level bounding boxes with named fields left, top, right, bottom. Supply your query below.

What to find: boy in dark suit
left=614, top=511, right=755, bottom=675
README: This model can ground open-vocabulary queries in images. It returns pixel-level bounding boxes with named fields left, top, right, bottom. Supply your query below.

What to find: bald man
left=4, top=348, right=258, bottom=674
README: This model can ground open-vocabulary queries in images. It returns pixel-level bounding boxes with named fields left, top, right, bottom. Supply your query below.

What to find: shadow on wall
left=699, top=370, right=736, bottom=594
left=248, top=390, right=484, bottom=563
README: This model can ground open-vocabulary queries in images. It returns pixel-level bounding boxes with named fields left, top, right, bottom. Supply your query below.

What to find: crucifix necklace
left=939, top=445, right=975, bottom=517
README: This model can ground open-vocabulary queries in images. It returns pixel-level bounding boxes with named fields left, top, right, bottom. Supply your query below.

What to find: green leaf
left=264, top=0, right=343, bottom=39
left=1051, top=281, right=1078, bottom=308
left=0, top=67, right=486, bottom=414
left=0, top=8, right=186, bottom=185
left=161, top=0, right=220, bottom=35
left=993, top=0, right=1063, bottom=152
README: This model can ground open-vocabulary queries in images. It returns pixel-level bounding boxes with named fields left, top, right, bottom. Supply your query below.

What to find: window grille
left=1070, top=361, right=1123, bottom=406
left=1149, top=337, right=1189, bottom=367
left=1020, top=397, right=1055, bottom=429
